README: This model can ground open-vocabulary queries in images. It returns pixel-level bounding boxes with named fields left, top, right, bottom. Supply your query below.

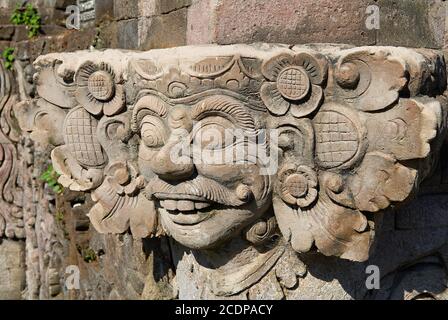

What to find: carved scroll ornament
left=17, top=44, right=447, bottom=263
left=0, top=60, right=25, bottom=239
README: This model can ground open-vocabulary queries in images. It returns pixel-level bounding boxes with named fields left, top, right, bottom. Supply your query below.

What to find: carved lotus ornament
left=75, top=62, right=125, bottom=116
left=260, top=52, right=327, bottom=117
left=278, top=164, right=318, bottom=208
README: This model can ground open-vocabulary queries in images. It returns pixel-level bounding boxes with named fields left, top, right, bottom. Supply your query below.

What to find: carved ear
left=88, top=162, right=159, bottom=238
left=272, top=155, right=371, bottom=261
left=34, top=60, right=77, bottom=109
left=14, top=99, right=67, bottom=147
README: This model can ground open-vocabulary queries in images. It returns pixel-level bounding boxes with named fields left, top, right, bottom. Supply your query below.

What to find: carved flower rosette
left=18, top=44, right=447, bottom=262
left=75, top=61, right=125, bottom=116
left=260, top=52, right=327, bottom=117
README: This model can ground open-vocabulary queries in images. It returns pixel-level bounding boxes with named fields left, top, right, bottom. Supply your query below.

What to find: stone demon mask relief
left=17, top=44, right=447, bottom=262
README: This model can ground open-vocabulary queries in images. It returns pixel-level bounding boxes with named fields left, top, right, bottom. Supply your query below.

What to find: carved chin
left=158, top=205, right=263, bottom=250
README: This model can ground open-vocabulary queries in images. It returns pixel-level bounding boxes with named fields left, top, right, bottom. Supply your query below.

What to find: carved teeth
left=177, top=200, right=195, bottom=211
left=195, top=202, right=211, bottom=210
left=162, top=200, right=177, bottom=211
left=160, top=199, right=211, bottom=212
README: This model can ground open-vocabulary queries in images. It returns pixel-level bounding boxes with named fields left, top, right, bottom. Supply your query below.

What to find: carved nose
left=151, top=130, right=194, bottom=181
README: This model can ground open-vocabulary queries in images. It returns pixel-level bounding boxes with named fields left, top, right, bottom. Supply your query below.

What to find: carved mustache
left=145, top=175, right=248, bottom=207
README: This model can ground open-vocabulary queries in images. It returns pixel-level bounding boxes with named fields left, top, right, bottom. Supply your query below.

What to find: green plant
left=10, top=3, right=42, bottom=38
left=55, top=211, right=64, bottom=222
left=39, top=165, right=63, bottom=194
left=91, top=27, right=104, bottom=49
left=2, top=47, right=15, bottom=70
left=83, top=248, right=97, bottom=263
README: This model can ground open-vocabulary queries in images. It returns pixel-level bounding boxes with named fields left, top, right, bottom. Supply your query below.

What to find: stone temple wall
left=0, top=0, right=448, bottom=300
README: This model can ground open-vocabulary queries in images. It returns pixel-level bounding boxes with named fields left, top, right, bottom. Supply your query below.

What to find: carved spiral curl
left=245, top=216, right=278, bottom=246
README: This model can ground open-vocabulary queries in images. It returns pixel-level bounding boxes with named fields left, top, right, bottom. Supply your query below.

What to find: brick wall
left=2, top=0, right=446, bottom=58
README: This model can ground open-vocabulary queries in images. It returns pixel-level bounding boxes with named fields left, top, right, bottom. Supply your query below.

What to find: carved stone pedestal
left=17, top=44, right=448, bottom=299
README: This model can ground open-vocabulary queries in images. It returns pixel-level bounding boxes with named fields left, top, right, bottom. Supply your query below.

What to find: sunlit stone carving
left=17, top=44, right=448, bottom=299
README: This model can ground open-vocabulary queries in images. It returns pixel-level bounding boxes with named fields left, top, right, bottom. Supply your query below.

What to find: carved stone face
left=134, top=95, right=272, bottom=249
left=19, top=44, right=447, bottom=262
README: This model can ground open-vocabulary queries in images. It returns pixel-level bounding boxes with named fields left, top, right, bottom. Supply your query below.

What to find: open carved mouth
left=154, top=192, right=212, bottom=211
left=148, top=177, right=250, bottom=225
left=154, top=192, right=215, bottom=225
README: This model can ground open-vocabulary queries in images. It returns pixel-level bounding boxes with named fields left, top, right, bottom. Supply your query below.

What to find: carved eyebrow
left=131, top=95, right=168, bottom=132
left=191, top=96, right=256, bottom=131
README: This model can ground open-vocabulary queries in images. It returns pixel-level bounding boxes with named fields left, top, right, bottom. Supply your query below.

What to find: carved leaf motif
left=132, top=59, right=163, bottom=80
left=213, top=62, right=250, bottom=91
left=238, top=57, right=263, bottom=79
left=260, top=82, right=290, bottom=115
left=365, top=98, right=441, bottom=160
left=51, top=145, right=103, bottom=191
left=155, top=68, right=191, bottom=99
left=211, top=244, right=285, bottom=297
left=348, top=152, right=416, bottom=212
left=89, top=162, right=158, bottom=237
left=97, top=112, right=133, bottom=165
left=187, top=56, right=235, bottom=78
left=333, top=49, right=407, bottom=111
left=273, top=190, right=370, bottom=261
left=15, top=99, right=67, bottom=147
left=289, top=85, right=323, bottom=118
left=274, top=247, right=306, bottom=289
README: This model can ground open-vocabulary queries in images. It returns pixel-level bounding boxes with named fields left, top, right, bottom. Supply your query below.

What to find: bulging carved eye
left=141, top=116, right=167, bottom=148
left=193, top=118, right=235, bottom=150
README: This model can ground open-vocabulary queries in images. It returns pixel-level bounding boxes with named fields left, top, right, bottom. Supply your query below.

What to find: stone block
left=186, top=0, right=214, bottom=44
left=187, top=0, right=376, bottom=46
left=186, top=0, right=447, bottom=48
left=0, top=25, right=14, bottom=41
left=140, top=0, right=192, bottom=17
left=158, top=0, right=192, bottom=14
left=0, top=41, right=11, bottom=52
left=376, top=0, right=446, bottom=49
left=0, top=15, right=11, bottom=25
left=113, top=0, right=139, bottom=20
left=40, top=25, right=68, bottom=36
left=138, top=8, right=187, bottom=50
left=14, top=28, right=95, bottom=62
left=117, top=18, right=139, bottom=49
left=98, top=20, right=119, bottom=49
left=12, top=26, right=29, bottom=42
left=95, top=0, right=114, bottom=24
